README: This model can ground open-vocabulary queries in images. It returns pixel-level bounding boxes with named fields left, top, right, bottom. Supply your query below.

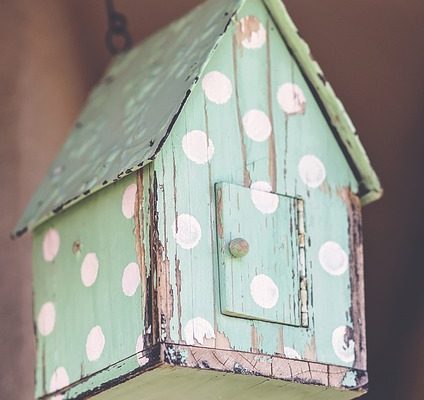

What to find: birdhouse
left=14, top=0, right=382, bottom=399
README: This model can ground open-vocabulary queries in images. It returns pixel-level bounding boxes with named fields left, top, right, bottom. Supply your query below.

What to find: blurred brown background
left=1, top=1, right=423, bottom=399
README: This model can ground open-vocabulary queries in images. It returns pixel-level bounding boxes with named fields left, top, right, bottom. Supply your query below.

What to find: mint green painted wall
left=32, top=174, right=147, bottom=398
left=155, top=0, right=359, bottom=370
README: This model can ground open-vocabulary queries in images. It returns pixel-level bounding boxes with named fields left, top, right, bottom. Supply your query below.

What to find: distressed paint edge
left=215, top=182, right=308, bottom=327
left=342, top=189, right=367, bottom=371
left=39, top=345, right=161, bottom=400
left=162, top=343, right=368, bottom=395
left=262, top=0, right=383, bottom=206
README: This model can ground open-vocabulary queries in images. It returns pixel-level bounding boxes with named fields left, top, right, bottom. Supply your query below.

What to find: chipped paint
left=232, top=33, right=252, bottom=188
left=339, top=188, right=367, bottom=370
left=161, top=343, right=367, bottom=395
left=266, top=19, right=277, bottom=191
left=150, top=172, right=172, bottom=342
left=184, top=317, right=215, bottom=346
left=250, top=324, right=260, bottom=353
left=215, top=187, right=224, bottom=239
left=214, top=331, right=232, bottom=350
left=215, top=182, right=304, bottom=326
left=277, top=83, right=306, bottom=115
left=28, top=1, right=377, bottom=398
left=332, top=326, right=355, bottom=364
left=134, top=170, right=151, bottom=347
left=14, top=0, right=381, bottom=237
left=235, top=16, right=266, bottom=49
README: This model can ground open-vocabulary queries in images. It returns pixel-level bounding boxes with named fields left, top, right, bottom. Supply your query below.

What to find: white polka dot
left=184, top=317, right=215, bottom=345
left=332, top=325, right=355, bottom=363
left=43, top=228, right=60, bottom=262
left=242, top=110, right=272, bottom=142
left=182, top=130, right=215, bottom=164
left=202, top=71, right=232, bottom=104
left=250, top=181, right=279, bottom=214
left=172, top=214, right=202, bottom=250
left=49, top=367, right=69, bottom=399
left=319, top=241, right=349, bottom=276
left=86, top=326, right=105, bottom=362
left=135, top=334, right=149, bottom=367
left=283, top=347, right=301, bottom=360
left=37, top=302, right=56, bottom=336
left=298, top=155, right=326, bottom=188
left=122, top=183, right=137, bottom=219
left=277, top=83, right=306, bottom=115
left=250, top=274, right=279, bottom=309
left=122, top=262, right=141, bottom=297
left=239, top=16, right=267, bottom=49
left=81, top=253, right=99, bottom=287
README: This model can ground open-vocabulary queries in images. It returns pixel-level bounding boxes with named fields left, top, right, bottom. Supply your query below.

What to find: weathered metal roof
left=14, top=0, right=382, bottom=237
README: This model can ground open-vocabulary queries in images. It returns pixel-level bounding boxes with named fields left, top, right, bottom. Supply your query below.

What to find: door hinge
left=297, top=199, right=308, bottom=327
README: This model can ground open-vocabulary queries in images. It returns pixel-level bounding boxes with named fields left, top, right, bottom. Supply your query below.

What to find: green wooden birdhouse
left=14, top=0, right=382, bottom=399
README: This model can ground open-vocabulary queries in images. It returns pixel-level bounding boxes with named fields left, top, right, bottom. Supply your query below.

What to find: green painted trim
left=263, top=0, right=383, bottom=206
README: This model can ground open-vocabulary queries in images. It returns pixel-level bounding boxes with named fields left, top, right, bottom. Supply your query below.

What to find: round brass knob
left=229, top=238, right=250, bottom=258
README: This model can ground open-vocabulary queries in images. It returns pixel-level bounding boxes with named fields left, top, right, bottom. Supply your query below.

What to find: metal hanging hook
left=105, top=0, right=133, bottom=55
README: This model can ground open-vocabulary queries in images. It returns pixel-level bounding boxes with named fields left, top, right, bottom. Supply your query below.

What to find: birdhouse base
left=86, top=344, right=366, bottom=400
left=91, top=362, right=365, bottom=400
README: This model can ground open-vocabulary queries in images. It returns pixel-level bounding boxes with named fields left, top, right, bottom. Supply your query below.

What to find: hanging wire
left=105, top=0, right=133, bottom=55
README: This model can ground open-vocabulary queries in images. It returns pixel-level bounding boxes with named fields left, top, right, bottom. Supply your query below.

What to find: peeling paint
left=163, top=343, right=366, bottom=395
left=215, top=187, right=224, bottom=239
left=250, top=324, right=260, bottom=353
left=214, top=331, right=232, bottom=350
left=303, top=335, right=317, bottom=361
left=29, top=1, right=376, bottom=398
left=232, top=34, right=252, bottom=188
left=339, top=188, right=367, bottom=370
left=134, top=171, right=150, bottom=346
left=266, top=19, right=277, bottom=191
left=148, top=171, right=162, bottom=344
left=235, top=16, right=266, bottom=50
